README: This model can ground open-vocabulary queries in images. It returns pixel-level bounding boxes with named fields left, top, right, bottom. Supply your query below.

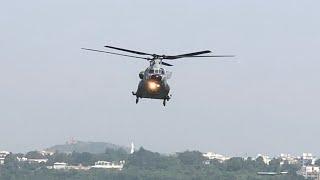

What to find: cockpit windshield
left=149, top=68, right=165, bottom=75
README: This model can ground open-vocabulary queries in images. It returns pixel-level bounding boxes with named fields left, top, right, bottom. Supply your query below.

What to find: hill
left=46, top=141, right=130, bottom=154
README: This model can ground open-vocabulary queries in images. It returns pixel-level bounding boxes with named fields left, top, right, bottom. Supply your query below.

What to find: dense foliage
left=0, top=148, right=305, bottom=180
left=47, top=141, right=128, bottom=154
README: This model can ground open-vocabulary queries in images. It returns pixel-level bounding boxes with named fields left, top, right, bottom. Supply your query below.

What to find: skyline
left=0, top=0, right=319, bottom=156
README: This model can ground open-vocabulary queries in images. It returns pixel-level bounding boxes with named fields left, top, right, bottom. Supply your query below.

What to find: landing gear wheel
left=163, top=99, right=166, bottom=106
left=136, top=98, right=139, bottom=104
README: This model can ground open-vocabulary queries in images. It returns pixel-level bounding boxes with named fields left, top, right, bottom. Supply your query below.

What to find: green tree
left=268, top=158, right=281, bottom=172
left=25, top=151, right=45, bottom=159
left=224, top=157, right=245, bottom=171
left=177, top=151, right=204, bottom=166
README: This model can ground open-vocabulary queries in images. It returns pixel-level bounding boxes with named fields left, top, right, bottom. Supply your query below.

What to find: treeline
left=0, top=147, right=305, bottom=180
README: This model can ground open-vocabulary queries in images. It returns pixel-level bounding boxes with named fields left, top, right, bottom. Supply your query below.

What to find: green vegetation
left=0, top=148, right=305, bottom=180
left=47, top=141, right=129, bottom=154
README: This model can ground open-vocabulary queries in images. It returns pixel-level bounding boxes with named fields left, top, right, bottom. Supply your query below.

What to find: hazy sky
left=1, top=0, right=319, bottom=157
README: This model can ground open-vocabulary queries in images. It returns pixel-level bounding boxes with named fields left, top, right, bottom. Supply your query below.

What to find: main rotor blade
left=175, top=55, right=237, bottom=62
left=175, top=50, right=212, bottom=57
left=82, top=48, right=149, bottom=60
left=104, top=45, right=154, bottom=56
left=164, top=50, right=212, bottom=59
left=184, top=55, right=235, bottom=58
left=161, top=62, right=174, bottom=66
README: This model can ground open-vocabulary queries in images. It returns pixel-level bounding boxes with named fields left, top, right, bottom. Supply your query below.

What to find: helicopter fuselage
left=136, top=79, right=170, bottom=99
left=133, top=59, right=171, bottom=104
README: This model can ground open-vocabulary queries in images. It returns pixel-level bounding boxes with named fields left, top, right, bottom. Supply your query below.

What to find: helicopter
left=82, top=45, right=234, bottom=106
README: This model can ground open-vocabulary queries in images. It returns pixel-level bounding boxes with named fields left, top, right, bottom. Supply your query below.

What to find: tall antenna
left=130, top=142, right=135, bottom=154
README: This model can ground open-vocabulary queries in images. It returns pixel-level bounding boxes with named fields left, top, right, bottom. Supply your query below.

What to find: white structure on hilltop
left=203, top=152, right=230, bottom=162
left=130, top=142, right=135, bottom=154
left=91, top=161, right=125, bottom=170
left=256, top=154, right=272, bottom=165
left=0, top=151, right=10, bottom=165
left=40, top=150, right=54, bottom=156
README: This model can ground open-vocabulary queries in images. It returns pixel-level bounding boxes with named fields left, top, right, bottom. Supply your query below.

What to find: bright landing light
left=147, top=81, right=160, bottom=91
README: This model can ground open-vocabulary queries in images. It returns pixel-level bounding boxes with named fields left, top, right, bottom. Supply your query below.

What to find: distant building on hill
left=67, top=164, right=91, bottom=171
left=279, top=153, right=299, bottom=165
left=16, top=157, right=28, bottom=162
left=297, top=165, right=320, bottom=179
left=91, top=161, right=125, bottom=170
left=53, top=162, right=67, bottom=170
left=0, top=151, right=10, bottom=165
left=203, top=152, right=230, bottom=162
left=47, top=162, right=90, bottom=171
left=40, top=150, right=54, bottom=156
left=301, top=153, right=316, bottom=165
left=28, top=158, right=48, bottom=164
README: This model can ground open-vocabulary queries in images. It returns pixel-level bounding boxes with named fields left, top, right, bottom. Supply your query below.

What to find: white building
left=203, top=152, right=230, bottom=162
left=66, top=164, right=91, bottom=171
left=279, top=153, right=299, bottom=165
left=302, top=153, right=316, bottom=165
left=91, top=161, right=124, bottom=170
left=28, top=158, right=48, bottom=164
left=48, top=163, right=91, bottom=171
left=40, top=150, right=54, bottom=156
left=297, top=165, right=320, bottom=180
left=53, top=162, right=67, bottom=170
left=16, top=157, right=28, bottom=162
left=0, top=151, right=10, bottom=165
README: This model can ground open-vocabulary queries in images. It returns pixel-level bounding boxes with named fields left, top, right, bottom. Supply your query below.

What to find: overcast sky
left=1, top=0, right=319, bottom=157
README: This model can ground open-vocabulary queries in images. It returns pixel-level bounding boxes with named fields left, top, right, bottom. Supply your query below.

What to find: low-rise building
left=28, top=158, right=48, bottom=164
left=0, top=151, right=10, bottom=165
left=91, top=161, right=124, bottom=170
left=297, top=165, right=320, bottom=180
left=47, top=163, right=91, bottom=171
left=279, top=153, right=299, bottom=165
left=67, top=164, right=91, bottom=171
left=16, top=157, right=28, bottom=162
left=203, top=152, right=230, bottom=162
left=302, top=153, right=316, bottom=165
left=53, top=162, right=67, bottom=170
